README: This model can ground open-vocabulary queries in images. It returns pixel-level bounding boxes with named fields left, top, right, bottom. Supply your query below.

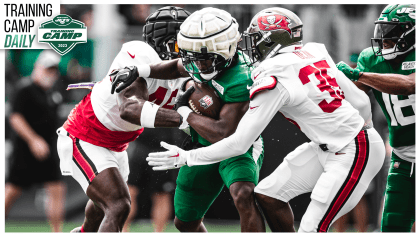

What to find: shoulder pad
left=121, top=40, right=162, bottom=65
left=249, top=76, right=277, bottom=100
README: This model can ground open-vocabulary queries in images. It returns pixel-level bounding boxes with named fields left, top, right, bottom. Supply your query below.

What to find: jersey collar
left=278, top=44, right=304, bottom=54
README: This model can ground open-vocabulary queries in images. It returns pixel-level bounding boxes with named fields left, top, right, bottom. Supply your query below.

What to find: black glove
left=172, top=86, right=195, bottom=111
left=110, top=66, right=139, bottom=94
left=181, top=136, right=205, bottom=151
left=181, top=136, right=194, bottom=151
left=180, top=78, right=195, bottom=92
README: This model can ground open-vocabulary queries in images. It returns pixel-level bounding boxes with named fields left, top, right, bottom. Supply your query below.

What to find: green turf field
left=5, top=220, right=378, bottom=232
left=5, top=220, right=243, bottom=232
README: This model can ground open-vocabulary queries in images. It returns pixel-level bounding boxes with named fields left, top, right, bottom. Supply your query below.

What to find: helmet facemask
left=242, top=31, right=265, bottom=66
left=371, top=21, right=415, bottom=60
left=180, top=47, right=231, bottom=81
left=164, top=38, right=180, bottom=59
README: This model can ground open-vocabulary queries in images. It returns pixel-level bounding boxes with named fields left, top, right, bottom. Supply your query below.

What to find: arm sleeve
left=336, top=70, right=372, bottom=123
left=186, top=82, right=290, bottom=166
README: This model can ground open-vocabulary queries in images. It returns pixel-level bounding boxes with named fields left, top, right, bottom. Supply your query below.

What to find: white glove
left=146, top=141, right=189, bottom=171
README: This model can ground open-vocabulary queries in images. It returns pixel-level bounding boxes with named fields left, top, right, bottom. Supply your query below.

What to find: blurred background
left=4, top=4, right=391, bottom=232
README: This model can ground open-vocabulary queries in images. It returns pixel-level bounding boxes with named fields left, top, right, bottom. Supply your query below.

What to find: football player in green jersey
left=336, top=4, right=415, bottom=232
left=112, top=7, right=265, bottom=232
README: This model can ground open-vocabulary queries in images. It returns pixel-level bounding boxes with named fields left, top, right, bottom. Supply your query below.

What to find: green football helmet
left=371, top=4, right=415, bottom=60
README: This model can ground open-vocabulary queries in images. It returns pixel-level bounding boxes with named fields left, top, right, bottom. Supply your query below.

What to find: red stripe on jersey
left=63, top=92, right=144, bottom=152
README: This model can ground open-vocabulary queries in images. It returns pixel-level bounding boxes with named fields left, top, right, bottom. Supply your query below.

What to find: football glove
left=110, top=66, right=139, bottom=94
left=180, top=78, right=195, bottom=92
left=336, top=61, right=362, bottom=82
left=173, top=85, right=195, bottom=111
left=146, top=141, right=189, bottom=171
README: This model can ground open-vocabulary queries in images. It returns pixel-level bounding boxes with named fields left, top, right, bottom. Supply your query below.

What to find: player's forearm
left=9, top=113, right=40, bottom=143
left=119, top=99, right=181, bottom=128
left=188, top=133, right=249, bottom=166
left=186, top=113, right=232, bottom=144
left=149, top=59, right=189, bottom=80
left=187, top=89, right=285, bottom=166
left=187, top=107, right=268, bottom=166
left=358, top=72, right=415, bottom=95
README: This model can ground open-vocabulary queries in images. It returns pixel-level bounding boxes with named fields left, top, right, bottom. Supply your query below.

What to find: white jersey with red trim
left=251, top=43, right=364, bottom=152
left=186, top=43, right=371, bottom=166
left=63, top=41, right=188, bottom=151
left=92, top=40, right=187, bottom=131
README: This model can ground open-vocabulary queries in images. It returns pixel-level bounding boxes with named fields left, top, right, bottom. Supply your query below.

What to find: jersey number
left=148, top=87, right=178, bottom=109
left=298, top=60, right=344, bottom=113
left=383, top=94, right=415, bottom=126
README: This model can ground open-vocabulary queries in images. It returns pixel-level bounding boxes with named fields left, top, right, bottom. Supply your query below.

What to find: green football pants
left=381, top=153, right=415, bottom=232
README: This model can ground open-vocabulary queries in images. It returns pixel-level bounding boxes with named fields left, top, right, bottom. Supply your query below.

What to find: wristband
left=178, top=115, right=183, bottom=127
left=138, top=64, right=151, bottom=78
left=140, top=101, right=159, bottom=128
left=177, top=106, right=193, bottom=130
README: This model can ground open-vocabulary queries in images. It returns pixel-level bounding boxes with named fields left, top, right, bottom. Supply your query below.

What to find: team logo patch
left=257, top=14, right=292, bottom=37
left=38, top=14, right=87, bottom=55
left=402, top=61, right=415, bottom=70
left=199, top=95, right=213, bottom=109
left=393, top=162, right=400, bottom=169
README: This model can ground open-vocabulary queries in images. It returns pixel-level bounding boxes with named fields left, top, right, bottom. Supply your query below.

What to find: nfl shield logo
left=199, top=95, right=213, bottom=109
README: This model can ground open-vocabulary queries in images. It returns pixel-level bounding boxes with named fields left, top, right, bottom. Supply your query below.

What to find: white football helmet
left=177, top=7, right=241, bottom=81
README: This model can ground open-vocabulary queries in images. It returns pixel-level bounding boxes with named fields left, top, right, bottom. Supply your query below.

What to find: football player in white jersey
left=56, top=6, right=191, bottom=232
left=146, top=7, right=386, bottom=232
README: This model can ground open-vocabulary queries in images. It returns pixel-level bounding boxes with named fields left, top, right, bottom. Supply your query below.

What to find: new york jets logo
left=396, top=7, right=415, bottom=14
left=38, top=14, right=87, bottom=55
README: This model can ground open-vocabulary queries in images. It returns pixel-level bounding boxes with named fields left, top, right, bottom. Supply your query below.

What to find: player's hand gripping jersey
left=185, top=43, right=371, bottom=165
left=62, top=41, right=187, bottom=152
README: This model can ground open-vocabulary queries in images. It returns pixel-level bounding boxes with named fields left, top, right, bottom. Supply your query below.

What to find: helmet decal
left=257, top=14, right=292, bottom=37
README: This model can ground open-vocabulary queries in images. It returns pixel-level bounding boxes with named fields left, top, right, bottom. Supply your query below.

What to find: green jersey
left=356, top=48, right=415, bottom=148
left=190, top=51, right=254, bottom=146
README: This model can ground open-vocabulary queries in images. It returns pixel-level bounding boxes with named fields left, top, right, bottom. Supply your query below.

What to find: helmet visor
left=373, top=23, right=402, bottom=41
